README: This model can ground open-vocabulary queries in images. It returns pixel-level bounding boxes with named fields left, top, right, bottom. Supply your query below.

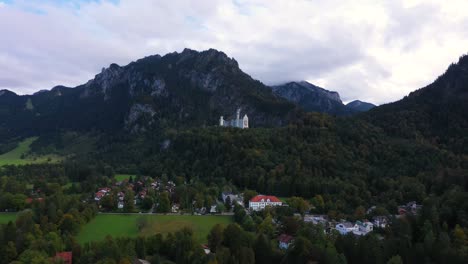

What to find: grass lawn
left=0, top=137, right=60, bottom=166
left=77, top=214, right=233, bottom=244
left=114, top=174, right=135, bottom=181
left=63, top=182, right=78, bottom=189
left=0, top=213, right=17, bottom=224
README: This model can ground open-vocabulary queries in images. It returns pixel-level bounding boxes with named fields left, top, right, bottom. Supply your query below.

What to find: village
left=92, top=176, right=423, bottom=251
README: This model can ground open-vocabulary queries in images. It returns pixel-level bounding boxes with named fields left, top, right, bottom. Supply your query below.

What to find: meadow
left=77, top=214, right=233, bottom=244
left=114, top=174, right=135, bottom=181
left=0, top=213, right=17, bottom=224
left=0, top=137, right=60, bottom=166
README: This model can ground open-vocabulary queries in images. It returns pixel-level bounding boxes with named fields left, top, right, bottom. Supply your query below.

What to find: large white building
left=249, top=195, right=282, bottom=211
left=219, top=108, right=249, bottom=129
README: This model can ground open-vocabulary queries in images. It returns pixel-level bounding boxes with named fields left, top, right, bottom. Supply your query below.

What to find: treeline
left=0, top=191, right=98, bottom=263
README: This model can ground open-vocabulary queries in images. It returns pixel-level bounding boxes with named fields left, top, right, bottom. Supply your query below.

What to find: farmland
left=77, top=214, right=233, bottom=244
left=0, top=137, right=60, bottom=166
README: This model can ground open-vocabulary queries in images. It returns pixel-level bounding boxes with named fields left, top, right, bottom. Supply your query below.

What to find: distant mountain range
left=1, top=48, right=466, bottom=158
left=271, top=81, right=375, bottom=115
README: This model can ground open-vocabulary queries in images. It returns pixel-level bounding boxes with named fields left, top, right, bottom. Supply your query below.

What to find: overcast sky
left=1, top=0, right=468, bottom=104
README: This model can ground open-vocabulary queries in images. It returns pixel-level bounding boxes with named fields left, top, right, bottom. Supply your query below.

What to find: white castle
left=219, top=108, right=249, bottom=129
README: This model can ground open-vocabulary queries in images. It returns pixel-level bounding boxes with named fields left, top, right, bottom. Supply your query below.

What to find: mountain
left=271, top=81, right=352, bottom=115
left=346, top=100, right=376, bottom=112
left=364, top=54, right=468, bottom=154
left=0, top=49, right=296, bottom=142
left=270, top=81, right=375, bottom=115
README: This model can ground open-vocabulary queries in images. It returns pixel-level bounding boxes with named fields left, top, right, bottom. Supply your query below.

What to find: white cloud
left=0, top=0, right=467, bottom=104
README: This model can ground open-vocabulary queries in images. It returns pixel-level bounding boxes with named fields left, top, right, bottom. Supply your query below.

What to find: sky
left=1, top=0, right=468, bottom=104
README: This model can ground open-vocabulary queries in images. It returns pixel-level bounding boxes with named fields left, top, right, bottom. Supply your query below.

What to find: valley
left=0, top=49, right=467, bottom=264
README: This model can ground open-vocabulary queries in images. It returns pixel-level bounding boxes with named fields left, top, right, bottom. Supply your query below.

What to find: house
left=336, top=222, right=358, bottom=235
left=398, top=201, right=422, bottom=216
left=278, top=234, right=294, bottom=250
left=171, top=204, right=179, bottom=213
left=202, top=244, right=211, bottom=254
left=372, top=216, right=389, bottom=228
left=353, top=221, right=374, bottom=236
left=99, top=187, right=111, bottom=193
left=304, top=214, right=328, bottom=226
left=95, top=187, right=112, bottom=201
left=118, top=192, right=125, bottom=201
left=54, top=252, right=72, bottom=264
left=222, top=193, right=241, bottom=205
left=138, top=190, right=147, bottom=199
left=94, top=191, right=106, bottom=201
left=249, top=195, right=282, bottom=211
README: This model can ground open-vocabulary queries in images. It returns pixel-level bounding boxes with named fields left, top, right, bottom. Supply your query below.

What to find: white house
left=249, top=195, right=282, bottom=211
left=372, top=216, right=388, bottom=228
left=353, top=221, right=374, bottom=236
left=336, top=222, right=358, bottom=235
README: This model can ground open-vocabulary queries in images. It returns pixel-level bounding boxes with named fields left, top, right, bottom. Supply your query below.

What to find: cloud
left=0, top=0, right=467, bottom=104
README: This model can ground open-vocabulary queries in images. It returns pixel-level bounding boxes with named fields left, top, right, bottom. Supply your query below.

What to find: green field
left=0, top=137, right=60, bottom=166
left=77, top=214, right=233, bottom=244
left=114, top=174, right=135, bottom=181
left=0, top=213, right=17, bottom=224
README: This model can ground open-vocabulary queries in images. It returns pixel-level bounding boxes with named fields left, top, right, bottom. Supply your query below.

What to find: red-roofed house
left=249, top=195, right=282, bottom=211
left=54, top=251, right=72, bottom=264
left=278, top=234, right=294, bottom=249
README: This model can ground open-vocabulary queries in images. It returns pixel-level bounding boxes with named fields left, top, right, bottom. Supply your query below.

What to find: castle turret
left=236, top=108, right=241, bottom=127
left=219, top=116, right=224, bottom=126
left=243, top=114, right=249, bottom=129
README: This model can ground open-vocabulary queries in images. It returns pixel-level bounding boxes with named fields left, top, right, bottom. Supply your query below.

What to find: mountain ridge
left=270, top=81, right=375, bottom=115
left=0, top=48, right=297, bottom=142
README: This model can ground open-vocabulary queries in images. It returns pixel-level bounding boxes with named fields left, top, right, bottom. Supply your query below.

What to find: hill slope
left=364, top=54, right=468, bottom=154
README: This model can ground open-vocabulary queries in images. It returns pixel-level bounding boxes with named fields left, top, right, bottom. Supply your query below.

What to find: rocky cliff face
left=0, top=49, right=296, bottom=141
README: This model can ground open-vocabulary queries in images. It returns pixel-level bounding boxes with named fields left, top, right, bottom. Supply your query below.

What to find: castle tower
left=236, top=108, right=241, bottom=128
left=243, top=114, right=249, bottom=129
left=219, top=116, right=224, bottom=126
